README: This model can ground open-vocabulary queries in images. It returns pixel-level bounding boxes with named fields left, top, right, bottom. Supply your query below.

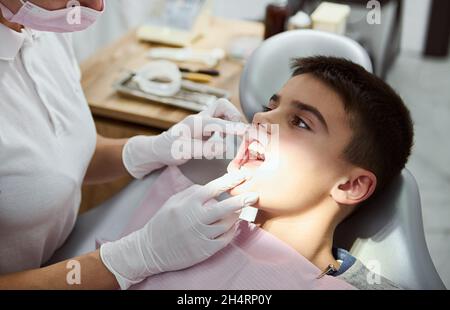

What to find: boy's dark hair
left=291, top=56, right=414, bottom=194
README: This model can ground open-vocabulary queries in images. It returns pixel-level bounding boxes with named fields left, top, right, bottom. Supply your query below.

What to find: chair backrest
left=239, top=29, right=373, bottom=121
left=239, top=30, right=445, bottom=289
left=334, top=169, right=445, bottom=289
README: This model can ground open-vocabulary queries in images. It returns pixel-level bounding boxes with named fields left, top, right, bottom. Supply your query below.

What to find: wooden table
left=81, top=17, right=264, bottom=130
left=79, top=17, right=263, bottom=213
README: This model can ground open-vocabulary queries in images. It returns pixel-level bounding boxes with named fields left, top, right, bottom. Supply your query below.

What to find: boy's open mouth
left=228, top=123, right=273, bottom=177
left=229, top=137, right=267, bottom=174
left=242, top=139, right=266, bottom=168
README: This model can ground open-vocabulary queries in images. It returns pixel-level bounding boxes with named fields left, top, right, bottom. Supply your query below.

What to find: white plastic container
left=311, top=2, right=351, bottom=35
left=287, top=11, right=312, bottom=30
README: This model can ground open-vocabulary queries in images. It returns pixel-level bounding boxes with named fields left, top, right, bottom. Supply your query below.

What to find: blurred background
left=73, top=0, right=450, bottom=288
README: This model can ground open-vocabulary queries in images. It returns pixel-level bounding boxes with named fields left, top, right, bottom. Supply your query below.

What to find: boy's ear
left=330, top=168, right=377, bottom=205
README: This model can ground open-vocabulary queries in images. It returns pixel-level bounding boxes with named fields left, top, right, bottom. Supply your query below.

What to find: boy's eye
left=262, top=106, right=273, bottom=112
left=291, top=116, right=311, bottom=130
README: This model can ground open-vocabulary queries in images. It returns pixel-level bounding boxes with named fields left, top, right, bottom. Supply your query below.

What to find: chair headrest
left=239, top=30, right=372, bottom=122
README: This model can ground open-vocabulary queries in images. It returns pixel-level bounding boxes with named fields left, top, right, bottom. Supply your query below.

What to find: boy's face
left=229, top=74, right=355, bottom=214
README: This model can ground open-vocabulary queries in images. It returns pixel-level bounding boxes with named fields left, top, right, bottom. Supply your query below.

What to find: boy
left=228, top=56, right=414, bottom=289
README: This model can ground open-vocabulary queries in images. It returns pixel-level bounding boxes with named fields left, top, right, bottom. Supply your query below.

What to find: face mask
left=4, top=0, right=105, bottom=32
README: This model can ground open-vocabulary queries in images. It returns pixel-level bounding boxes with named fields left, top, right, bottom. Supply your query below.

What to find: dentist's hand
left=123, top=98, right=248, bottom=179
left=100, top=171, right=259, bottom=290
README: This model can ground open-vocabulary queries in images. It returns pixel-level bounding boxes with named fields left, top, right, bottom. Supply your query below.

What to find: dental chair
left=50, top=30, right=445, bottom=290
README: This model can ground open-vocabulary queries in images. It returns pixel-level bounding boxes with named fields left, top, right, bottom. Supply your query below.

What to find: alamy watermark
left=367, top=0, right=381, bottom=25
left=66, top=0, right=82, bottom=25
left=366, top=259, right=382, bottom=285
left=66, top=259, right=81, bottom=285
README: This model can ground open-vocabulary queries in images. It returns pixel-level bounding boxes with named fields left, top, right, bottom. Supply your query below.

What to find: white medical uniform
left=0, top=10, right=97, bottom=273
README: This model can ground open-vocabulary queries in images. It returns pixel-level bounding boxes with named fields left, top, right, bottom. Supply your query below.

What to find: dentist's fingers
left=197, top=213, right=240, bottom=239
left=227, top=137, right=249, bottom=173
left=204, top=192, right=259, bottom=224
left=203, top=133, right=226, bottom=159
left=194, top=171, right=250, bottom=203
left=201, top=117, right=249, bottom=137
left=211, top=222, right=240, bottom=249
left=182, top=137, right=225, bottom=159
left=201, top=98, right=244, bottom=122
left=177, top=114, right=248, bottom=139
left=174, top=135, right=226, bottom=160
left=168, top=184, right=203, bottom=201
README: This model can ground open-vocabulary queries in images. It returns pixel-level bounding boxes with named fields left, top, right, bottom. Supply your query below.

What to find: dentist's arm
left=0, top=172, right=258, bottom=289
left=0, top=250, right=119, bottom=290
left=83, top=135, right=129, bottom=185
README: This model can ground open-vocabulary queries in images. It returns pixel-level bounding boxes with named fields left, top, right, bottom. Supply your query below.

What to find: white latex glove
left=100, top=170, right=259, bottom=290
left=122, top=98, right=248, bottom=179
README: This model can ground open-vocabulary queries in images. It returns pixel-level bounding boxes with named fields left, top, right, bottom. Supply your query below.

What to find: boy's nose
left=252, top=111, right=265, bottom=126
left=252, top=112, right=272, bottom=135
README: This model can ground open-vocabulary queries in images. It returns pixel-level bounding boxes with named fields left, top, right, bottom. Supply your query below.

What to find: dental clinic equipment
left=287, top=11, right=312, bottom=30
left=181, top=80, right=228, bottom=98
left=311, top=2, right=351, bottom=35
left=130, top=61, right=213, bottom=93
left=136, top=0, right=209, bottom=47
left=239, top=206, right=259, bottom=223
left=179, top=67, right=220, bottom=77
left=227, top=36, right=262, bottom=62
left=131, top=61, right=182, bottom=97
left=237, top=139, right=265, bottom=222
left=114, top=61, right=229, bottom=112
left=148, top=47, right=226, bottom=67
left=181, top=72, right=212, bottom=84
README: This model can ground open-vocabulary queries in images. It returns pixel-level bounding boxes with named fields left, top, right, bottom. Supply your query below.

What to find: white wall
left=73, top=0, right=166, bottom=61
left=213, top=0, right=271, bottom=21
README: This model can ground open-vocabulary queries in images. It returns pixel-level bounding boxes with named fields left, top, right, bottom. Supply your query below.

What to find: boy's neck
left=255, top=201, right=342, bottom=272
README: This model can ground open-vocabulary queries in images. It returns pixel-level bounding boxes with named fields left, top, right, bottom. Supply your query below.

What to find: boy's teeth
left=247, top=140, right=267, bottom=162
left=248, top=141, right=265, bottom=155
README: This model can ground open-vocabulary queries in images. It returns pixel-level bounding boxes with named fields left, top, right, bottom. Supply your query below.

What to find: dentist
left=0, top=0, right=258, bottom=289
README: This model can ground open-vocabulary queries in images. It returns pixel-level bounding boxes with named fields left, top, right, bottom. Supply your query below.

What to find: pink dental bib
left=108, top=166, right=355, bottom=290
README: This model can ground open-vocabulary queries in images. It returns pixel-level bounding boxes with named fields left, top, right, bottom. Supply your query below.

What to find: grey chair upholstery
left=335, top=169, right=445, bottom=289
left=239, top=29, right=445, bottom=290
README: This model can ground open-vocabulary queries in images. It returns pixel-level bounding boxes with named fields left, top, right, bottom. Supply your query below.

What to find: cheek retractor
left=235, top=166, right=258, bottom=222
left=237, top=146, right=260, bottom=223
left=235, top=132, right=267, bottom=223
left=239, top=206, right=259, bottom=223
